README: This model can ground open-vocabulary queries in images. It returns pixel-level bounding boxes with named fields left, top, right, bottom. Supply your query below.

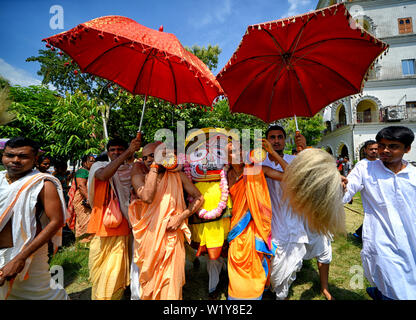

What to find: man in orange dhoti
left=129, top=142, right=203, bottom=300
left=226, top=140, right=287, bottom=300
left=87, top=137, right=141, bottom=300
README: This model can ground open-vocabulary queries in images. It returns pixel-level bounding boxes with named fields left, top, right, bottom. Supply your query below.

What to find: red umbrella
left=216, top=3, right=389, bottom=123
left=43, top=16, right=223, bottom=131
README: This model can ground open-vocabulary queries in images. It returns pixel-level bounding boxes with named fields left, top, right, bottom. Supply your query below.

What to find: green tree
left=27, top=49, right=125, bottom=139
left=47, top=91, right=105, bottom=162
left=0, top=87, right=15, bottom=125
left=185, top=44, right=221, bottom=71
left=0, top=85, right=58, bottom=140
left=0, top=76, right=10, bottom=89
left=0, top=85, right=104, bottom=163
left=276, top=114, right=326, bottom=153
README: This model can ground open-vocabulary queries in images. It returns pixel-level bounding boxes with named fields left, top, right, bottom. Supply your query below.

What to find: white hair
left=282, top=148, right=346, bottom=236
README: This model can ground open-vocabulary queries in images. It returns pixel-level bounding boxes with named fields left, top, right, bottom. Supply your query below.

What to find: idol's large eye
left=213, top=147, right=227, bottom=160
left=189, top=148, right=207, bottom=163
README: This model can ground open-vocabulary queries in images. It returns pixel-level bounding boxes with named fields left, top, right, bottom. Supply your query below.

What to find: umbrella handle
left=136, top=131, right=142, bottom=141
left=294, top=115, right=303, bottom=152
left=295, top=130, right=303, bottom=152
left=138, top=95, right=147, bottom=133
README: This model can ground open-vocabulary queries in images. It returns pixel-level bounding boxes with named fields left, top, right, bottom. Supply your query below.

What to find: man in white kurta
left=343, top=126, right=416, bottom=300
left=262, top=152, right=308, bottom=300
left=263, top=125, right=334, bottom=300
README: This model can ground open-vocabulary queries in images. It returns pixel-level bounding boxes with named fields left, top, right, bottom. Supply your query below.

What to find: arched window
left=340, top=145, right=349, bottom=159
left=356, top=99, right=379, bottom=123
left=325, top=121, right=332, bottom=132
left=326, top=147, right=333, bottom=155
left=336, top=104, right=347, bottom=127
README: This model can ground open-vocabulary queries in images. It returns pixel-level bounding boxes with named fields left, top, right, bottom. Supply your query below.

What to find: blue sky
left=0, top=0, right=315, bottom=87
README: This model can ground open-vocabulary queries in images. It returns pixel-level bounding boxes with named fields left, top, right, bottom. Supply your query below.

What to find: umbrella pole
left=138, top=94, right=147, bottom=134
left=294, top=115, right=302, bottom=153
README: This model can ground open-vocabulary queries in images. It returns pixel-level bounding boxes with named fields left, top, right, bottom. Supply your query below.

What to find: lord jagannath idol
left=184, top=128, right=237, bottom=297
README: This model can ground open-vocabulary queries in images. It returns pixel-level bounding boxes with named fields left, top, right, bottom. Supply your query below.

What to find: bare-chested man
left=129, top=142, right=204, bottom=300
left=0, top=137, right=68, bottom=300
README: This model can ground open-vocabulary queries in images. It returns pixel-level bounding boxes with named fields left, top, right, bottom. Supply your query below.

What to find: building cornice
left=322, top=125, right=352, bottom=139
left=317, top=0, right=416, bottom=10
left=365, top=77, right=416, bottom=88
left=381, top=34, right=416, bottom=44
left=345, top=0, right=416, bottom=9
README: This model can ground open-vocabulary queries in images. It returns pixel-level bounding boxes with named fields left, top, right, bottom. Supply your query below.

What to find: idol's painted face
left=266, top=130, right=286, bottom=153
left=2, top=146, right=37, bottom=178
left=377, top=138, right=410, bottom=165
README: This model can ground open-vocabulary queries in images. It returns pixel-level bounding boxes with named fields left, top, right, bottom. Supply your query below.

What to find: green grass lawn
left=50, top=192, right=369, bottom=300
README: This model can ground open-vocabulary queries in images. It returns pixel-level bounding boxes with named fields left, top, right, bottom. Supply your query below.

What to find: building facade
left=316, top=0, right=416, bottom=164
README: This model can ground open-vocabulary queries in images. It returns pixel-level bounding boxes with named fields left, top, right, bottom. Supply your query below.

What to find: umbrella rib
left=166, top=59, right=178, bottom=105
left=223, top=55, right=282, bottom=72
left=287, top=15, right=316, bottom=55
left=261, top=29, right=286, bottom=56
left=300, top=56, right=360, bottom=92
left=293, top=37, right=382, bottom=56
left=133, top=48, right=155, bottom=94
left=232, top=64, right=281, bottom=113
left=266, top=64, right=288, bottom=122
left=291, top=69, right=314, bottom=116
left=83, top=42, right=132, bottom=72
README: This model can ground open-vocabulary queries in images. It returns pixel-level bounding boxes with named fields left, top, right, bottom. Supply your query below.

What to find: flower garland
left=184, top=160, right=229, bottom=220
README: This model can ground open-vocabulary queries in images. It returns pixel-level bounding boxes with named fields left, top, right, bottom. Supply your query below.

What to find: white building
left=316, top=0, right=416, bottom=164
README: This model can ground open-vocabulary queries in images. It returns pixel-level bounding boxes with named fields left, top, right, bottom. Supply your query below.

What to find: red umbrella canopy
left=216, top=3, right=389, bottom=123
left=43, top=16, right=223, bottom=106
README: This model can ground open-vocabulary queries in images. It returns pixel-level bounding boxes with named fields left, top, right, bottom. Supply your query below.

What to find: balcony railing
left=407, top=109, right=416, bottom=121
left=356, top=111, right=382, bottom=123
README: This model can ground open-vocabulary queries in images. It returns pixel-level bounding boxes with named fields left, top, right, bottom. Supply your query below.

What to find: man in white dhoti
left=262, top=126, right=308, bottom=300
left=343, top=126, right=416, bottom=300
left=263, top=125, right=334, bottom=300
left=0, top=137, right=68, bottom=300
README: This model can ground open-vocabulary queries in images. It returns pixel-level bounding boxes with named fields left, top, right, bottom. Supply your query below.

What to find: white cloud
left=0, top=58, right=42, bottom=87
left=0, top=58, right=56, bottom=90
left=282, top=0, right=313, bottom=18
left=189, top=0, right=233, bottom=28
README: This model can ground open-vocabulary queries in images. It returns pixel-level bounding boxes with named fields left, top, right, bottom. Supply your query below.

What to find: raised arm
left=95, top=137, right=141, bottom=181
left=261, top=139, right=288, bottom=171
left=131, top=161, right=159, bottom=204
left=166, top=172, right=204, bottom=232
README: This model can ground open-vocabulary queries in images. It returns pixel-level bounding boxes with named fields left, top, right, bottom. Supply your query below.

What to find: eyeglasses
left=142, top=153, right=154, bottom=161
left=378, top=143, right=402, bottom=151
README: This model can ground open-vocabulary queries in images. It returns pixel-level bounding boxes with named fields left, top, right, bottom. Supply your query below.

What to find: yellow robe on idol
left=227, top=166, right=275, bottom=300
left=190, top=181, right=231, bottom=258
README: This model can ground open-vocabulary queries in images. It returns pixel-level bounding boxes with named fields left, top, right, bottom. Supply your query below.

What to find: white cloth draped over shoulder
left=88, top=161, right=132, bottom=226
left=261, top=154, right=308, bottom=245
left=343, top=159, right=416, bottom=300
left=0, top=170, right=68, bottom=281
